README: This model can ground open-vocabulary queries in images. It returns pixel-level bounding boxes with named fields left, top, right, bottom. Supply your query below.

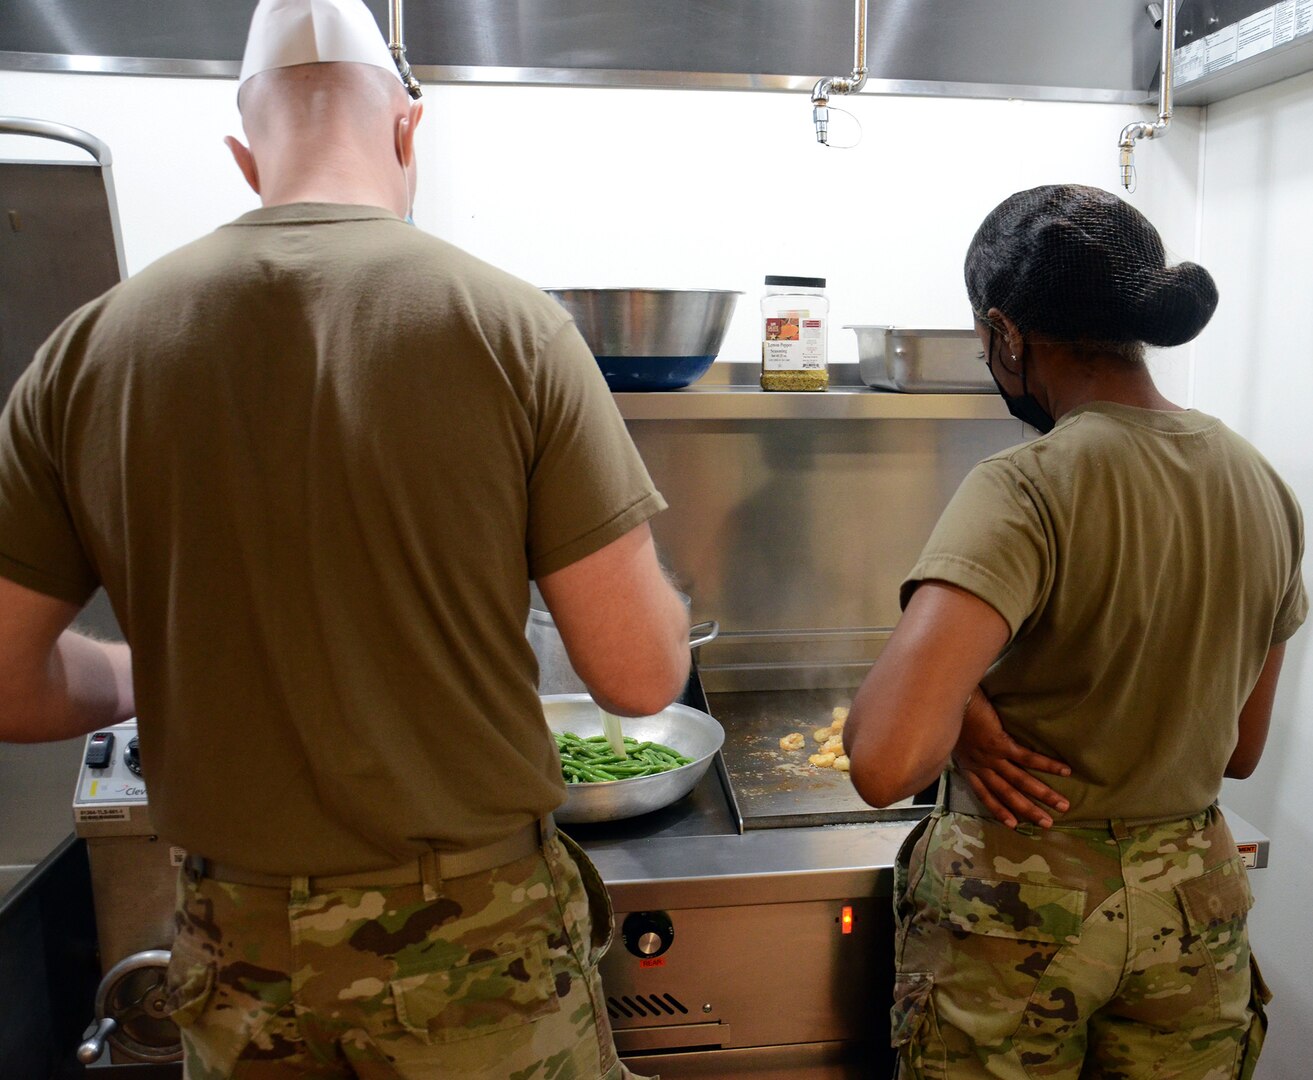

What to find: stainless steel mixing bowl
left=542, top=694, right=725, bottom=823
left=545, top=288, right=741, bottom=390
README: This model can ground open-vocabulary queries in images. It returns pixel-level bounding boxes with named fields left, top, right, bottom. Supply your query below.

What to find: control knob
left=621, top=911, right=674, bottom=959
left=125, top=737, right=142, bottom=777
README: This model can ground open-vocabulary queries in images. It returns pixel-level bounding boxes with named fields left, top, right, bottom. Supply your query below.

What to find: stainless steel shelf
left=615, top=385, right=1017, bottom=421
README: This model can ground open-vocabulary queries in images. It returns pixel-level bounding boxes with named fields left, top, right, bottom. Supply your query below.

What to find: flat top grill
left=712, top=687, right=923, bottom=829
left=562, top=673, right=927, bottom=846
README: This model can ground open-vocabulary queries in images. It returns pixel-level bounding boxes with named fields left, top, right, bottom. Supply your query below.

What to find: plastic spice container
left=760, top=275, right=829, bottom=391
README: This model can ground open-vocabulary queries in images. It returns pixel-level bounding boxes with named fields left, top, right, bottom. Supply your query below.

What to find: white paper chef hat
left=238, top=0, right=403, bottom=90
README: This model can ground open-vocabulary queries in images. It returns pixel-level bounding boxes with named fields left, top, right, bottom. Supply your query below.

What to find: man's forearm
left=0, top=632, right=134, bottom=743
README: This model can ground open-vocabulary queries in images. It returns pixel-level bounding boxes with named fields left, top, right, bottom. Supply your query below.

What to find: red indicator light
left=841, top=905, right=854, bottom=935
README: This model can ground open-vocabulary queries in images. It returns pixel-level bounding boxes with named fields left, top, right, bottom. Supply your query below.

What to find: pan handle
left=689, top=620, right=719, bottom=650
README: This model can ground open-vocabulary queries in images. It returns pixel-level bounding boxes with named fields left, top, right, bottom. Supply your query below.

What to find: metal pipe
left=388, top=0, right=423, bottom=99
left=1118, top=0, right=1175, bottom=188
left=811, top=0, right=869, bottom=145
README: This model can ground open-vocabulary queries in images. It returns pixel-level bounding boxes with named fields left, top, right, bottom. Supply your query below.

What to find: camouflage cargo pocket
left=163, top=946, right=215, bottom=1029
left=163, top=936, right=281, bottom=1075
left=1175, top=857, right=1254, bottom=976
left=890, top=971, right=940, bottom=1079
left=555, top=830, right=614, bottom=968
left=942, top=875, right=1085, bottom=945
left=893, top=813, right=935, bottom=935
left=391, top=939, right=561, bottom=1045
left=1238, top=953, right=1272, bottom=1080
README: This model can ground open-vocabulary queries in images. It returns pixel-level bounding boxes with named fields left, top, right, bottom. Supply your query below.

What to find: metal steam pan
left=847, top=326, right=993, bottom=393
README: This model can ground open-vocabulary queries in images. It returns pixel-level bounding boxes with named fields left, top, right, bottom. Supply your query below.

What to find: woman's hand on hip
left=953, top=689, right=1071, bottom=829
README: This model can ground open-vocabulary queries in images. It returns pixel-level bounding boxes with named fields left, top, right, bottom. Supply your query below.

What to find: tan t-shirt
left=903, top=401, right=1307, bottom=820
left=0, top=203, right=666, bottom=873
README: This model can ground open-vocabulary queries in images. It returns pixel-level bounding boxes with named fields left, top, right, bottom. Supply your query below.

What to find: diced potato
left=813, top=726, right=834, bottom=743
left=830, top=706, right=848, bottom=730
left=809, top=752, right=837, bottom=768
left=779, top=732, right=805, bottom=752
left=821, top=735, right=844, bottom=755
left=833, top=755, right=850, bottom=772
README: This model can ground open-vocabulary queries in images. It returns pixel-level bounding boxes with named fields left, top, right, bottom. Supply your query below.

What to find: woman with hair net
left=844, top=184, right=1306, bottom=1079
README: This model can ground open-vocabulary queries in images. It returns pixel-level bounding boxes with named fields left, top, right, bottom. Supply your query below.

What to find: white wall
left=0, top=71, right=1202, bottom=398
left=1198, top=68, right=1313, bottom=1080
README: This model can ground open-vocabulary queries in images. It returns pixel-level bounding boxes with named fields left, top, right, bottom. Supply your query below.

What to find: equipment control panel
left=72, top=719, right=152, bottom=836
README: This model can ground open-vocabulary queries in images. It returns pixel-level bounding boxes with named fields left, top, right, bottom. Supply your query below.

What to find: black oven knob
left=621, top=911, right=674, bottom=958
left=125, top=736, right=142, bottom=777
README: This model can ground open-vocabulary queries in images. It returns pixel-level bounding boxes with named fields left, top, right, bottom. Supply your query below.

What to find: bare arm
left=953, top=689, right=1071, bottom=829
left=0, top=575, right=134, bottom=742
left=535, top=522, right=690, bottom=717
left=843, top=581, right=1011, bottom=808
left=1226, top=643, right=1286, bottom=779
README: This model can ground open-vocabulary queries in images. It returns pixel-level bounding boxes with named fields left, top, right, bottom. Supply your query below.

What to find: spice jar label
left=763, top=312, right=826, bottom=371
left=760, top=275, right=829, bottom=390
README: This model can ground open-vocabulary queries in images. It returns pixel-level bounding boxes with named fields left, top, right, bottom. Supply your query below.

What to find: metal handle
left=689, top=620, right=720, bottom=650
left=77, top=1016, right=117, bottom=1065
left=0, top=117, right=113, bottom=166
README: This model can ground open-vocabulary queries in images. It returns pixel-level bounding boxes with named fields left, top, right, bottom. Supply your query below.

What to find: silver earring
left=1011, top=354, right=1019, bottom=363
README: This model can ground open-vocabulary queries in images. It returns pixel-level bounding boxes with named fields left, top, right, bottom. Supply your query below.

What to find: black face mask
left=985, top=328, right=1056, bottom=434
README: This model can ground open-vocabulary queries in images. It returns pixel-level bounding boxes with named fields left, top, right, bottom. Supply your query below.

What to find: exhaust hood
left=1171, top=0, right=1313, bottom=104
left=6, top=1, right=1306, bottom=107
left=2, top=0, right=1165, bottom=105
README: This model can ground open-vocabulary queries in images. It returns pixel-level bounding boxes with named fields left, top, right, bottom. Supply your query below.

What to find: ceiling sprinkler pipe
left=1119, top=0, right=1175, bottom=187
left=389, top=0, right=423, bottom=99
left=811, top=0, right=869, bottom=144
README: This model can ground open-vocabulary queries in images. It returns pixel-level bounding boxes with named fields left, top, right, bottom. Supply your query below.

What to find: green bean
left=553, top=730, right=693, bottom=784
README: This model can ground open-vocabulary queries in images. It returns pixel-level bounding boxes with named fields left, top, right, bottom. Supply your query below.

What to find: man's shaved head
left=238, top=61, right=410, bottom=138
left=226, top=59, right=422, bottom=217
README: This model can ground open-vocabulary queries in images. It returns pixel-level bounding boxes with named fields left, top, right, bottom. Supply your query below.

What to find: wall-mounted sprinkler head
left=389, top=0, right=423, bottom=99
left=811, top=84, right=832, bottom=145
left=1119, top=0, right=1175, bottom=189
left=811, top=0, right=868, bottom=145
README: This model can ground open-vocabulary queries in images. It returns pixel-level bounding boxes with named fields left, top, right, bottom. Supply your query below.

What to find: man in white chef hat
left=0, top=0, right=686, bottom=1075
left=225, top=0, right=423, bottom=221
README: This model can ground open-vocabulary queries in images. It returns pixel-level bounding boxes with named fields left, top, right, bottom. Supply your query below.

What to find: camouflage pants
left=891, top=804, right=1269, bottom=1079
left=165, top=831, right=651, bottom=1079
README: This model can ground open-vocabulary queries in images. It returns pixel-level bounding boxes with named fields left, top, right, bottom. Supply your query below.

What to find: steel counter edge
left=574, top=820, right=912, bottom=911
left=574, top=805, right=1269, bottom=913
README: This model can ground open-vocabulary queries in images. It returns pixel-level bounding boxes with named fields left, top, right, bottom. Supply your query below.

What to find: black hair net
left=964, top=184, right=1218, bottom=348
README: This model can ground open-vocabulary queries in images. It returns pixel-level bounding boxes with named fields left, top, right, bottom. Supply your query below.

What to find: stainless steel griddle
left=710, top=687, right=922, bottom=829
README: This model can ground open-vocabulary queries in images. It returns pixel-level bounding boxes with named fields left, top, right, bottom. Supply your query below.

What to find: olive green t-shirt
left=0, top=203, right=666, bottom=873
left=902, top=401, right=1307, bottom=821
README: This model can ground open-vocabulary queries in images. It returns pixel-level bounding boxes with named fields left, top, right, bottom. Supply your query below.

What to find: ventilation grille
left=607, top=992, right=690, bottom=1020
